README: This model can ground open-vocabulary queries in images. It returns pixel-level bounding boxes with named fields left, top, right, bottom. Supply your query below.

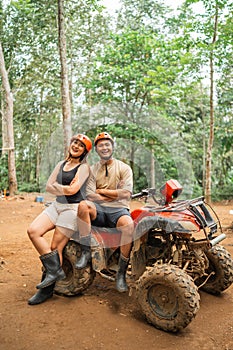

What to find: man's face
left=96, top=139, right=113, bottom=160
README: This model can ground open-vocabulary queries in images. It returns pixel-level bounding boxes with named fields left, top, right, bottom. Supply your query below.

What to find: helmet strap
left=70, top=155, right=81, bottom=159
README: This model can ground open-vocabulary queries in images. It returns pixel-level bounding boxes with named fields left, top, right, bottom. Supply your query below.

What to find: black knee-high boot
left=36, top=250, right=65, bottom=289
left=116, top=254, right=129, bottom=293
left=28, top=271, right=55, bottom=305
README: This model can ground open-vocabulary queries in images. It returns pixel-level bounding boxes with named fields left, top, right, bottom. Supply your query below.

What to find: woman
left=27, top=133, right=92, bottom=305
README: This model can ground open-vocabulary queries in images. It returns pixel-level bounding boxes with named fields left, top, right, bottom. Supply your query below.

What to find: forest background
left=0, top=0, right=232, bottom=202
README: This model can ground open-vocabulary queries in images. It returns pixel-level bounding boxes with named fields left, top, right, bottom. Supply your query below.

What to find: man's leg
left=75, top=201, right=97, bottom=269
left=116, top=215, right=134, bottom=292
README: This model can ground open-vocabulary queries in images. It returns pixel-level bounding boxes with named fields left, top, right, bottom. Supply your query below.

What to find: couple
left=27, top=132, right=134, bottom=305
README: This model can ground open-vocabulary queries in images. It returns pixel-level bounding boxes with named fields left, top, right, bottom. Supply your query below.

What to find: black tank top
left=56, top=161, right=86, bottom=204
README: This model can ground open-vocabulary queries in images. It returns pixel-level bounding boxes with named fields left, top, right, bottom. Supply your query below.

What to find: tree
left=116, top=0, right=169, bottom=32
left=205, top=2, right=218, bottom=203
left=1, top=0, right=62, bottom=191
left=0, top=0, right=232, bottom=198
left=81, top=28, right=197, bottom=190
left=0, top=41, right=17, bottom=195
left=57, top=0, right=72, bottom=155
left=175, top=0, right=233, bottom=201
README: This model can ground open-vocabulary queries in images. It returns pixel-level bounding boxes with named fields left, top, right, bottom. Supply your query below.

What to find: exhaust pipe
left=210, top=233, right=226, bottom=247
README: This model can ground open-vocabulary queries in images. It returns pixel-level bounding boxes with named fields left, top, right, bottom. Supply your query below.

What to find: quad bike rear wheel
left=196, top=245, right=233, bottom=295
left=54, top=240, right=95, bottom=296
left=136, top=264, right=200, bottom=333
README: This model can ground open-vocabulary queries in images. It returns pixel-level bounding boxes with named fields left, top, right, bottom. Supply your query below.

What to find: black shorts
left=91, top=203, right=131, bottom=228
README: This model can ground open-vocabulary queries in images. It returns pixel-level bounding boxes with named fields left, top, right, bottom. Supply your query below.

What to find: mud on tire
left=54, top=240, right=95, bottom=296
left=196, top=245, right=233, bottom=295
left=136, top=264, right=200, bottom=333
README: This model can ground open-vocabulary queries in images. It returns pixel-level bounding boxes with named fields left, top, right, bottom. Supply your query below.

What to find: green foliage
left=116, top=0, right=169, bottom=32
left=0, top=154, right=8, bottom=190
left=17, top=181, right=40, bottom=193
left=83, top=29, right=197, bottom=107
left=0, top=0, right=232, bottom=200
left=212, top=178, right=233, bottom=201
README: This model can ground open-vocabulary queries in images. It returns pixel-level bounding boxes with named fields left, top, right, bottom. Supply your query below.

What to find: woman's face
left=70, top=139, right=85, bottom=158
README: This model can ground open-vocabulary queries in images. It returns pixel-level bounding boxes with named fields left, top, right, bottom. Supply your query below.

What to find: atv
left=54, top=179, right=233, bottom=332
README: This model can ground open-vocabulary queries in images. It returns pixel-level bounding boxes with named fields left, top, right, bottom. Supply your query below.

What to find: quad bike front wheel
left=54, top=240, right=95, bottom=296
left=136, top=264, right=200, bottom=333
left=196, top=245, right=233, bottom=295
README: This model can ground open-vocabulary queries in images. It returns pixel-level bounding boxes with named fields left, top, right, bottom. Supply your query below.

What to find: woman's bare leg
left=50, top=227, right=70, bottom=264
left=27, top=213, right=55, bottom=255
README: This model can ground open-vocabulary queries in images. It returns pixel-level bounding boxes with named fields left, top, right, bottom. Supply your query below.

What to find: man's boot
left=28, top=271, right=55, bottom=305
left=116, top=254, right=129, bottom=293
left=36, top=250, right=65, bottom=289
left=75, top=235, right=91, bottom=269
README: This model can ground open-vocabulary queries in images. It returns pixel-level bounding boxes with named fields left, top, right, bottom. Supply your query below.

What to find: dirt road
left=0, top=195, right=233, bottom=350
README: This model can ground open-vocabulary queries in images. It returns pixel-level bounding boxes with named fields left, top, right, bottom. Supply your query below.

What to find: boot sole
left=28, top=293, right=53, bottom=305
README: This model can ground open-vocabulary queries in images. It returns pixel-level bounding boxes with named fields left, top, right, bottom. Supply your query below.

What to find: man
left=76, top=131, right=134, bottom=293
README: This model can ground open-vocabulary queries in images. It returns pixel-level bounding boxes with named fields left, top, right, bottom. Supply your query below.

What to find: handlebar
left=131, top=188, right=156, bottom=200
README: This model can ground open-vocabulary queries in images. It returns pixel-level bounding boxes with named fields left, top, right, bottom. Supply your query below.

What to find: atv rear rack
left=143, top=197, right=221, bottom=239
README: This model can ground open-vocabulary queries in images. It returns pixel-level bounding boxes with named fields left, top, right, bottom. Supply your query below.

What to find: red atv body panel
left=131, top=205, right=201, bottom=231
left=91, top=227, right=122, bottom=248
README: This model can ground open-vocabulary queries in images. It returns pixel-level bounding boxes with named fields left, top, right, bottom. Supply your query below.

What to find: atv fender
left=131, top=216, right=188, bottom=280
left=133, top=216, right=188, bottom=251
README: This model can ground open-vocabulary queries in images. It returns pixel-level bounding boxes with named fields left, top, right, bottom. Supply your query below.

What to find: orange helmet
left=94, top=132, right=114, bottom=146
left=71, top=134, right=92, bottom=152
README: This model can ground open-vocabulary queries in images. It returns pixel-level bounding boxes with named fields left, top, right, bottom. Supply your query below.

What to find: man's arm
left=95, top=188, right=131, bottom=200
left=86, top=191, right=113, bottom=202
left=86, top=161, right=133, bottom=203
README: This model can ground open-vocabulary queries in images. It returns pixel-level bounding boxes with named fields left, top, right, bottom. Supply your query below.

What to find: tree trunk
left=0, top=41, right=17, bottom=195
left=35, top=88, right=43, bottom=190
left=57, top=0, right=72, bottom=156
left=150, top=153, right=155, bottom=188
left=150, top=118, right=155, bottom=188
left=1, top=98, right=8, bottom=156
left=205, top=52, right=214, bottom=203
left=205, top=5, right=218, bottom=204
left=199, top=83, right=206, bottom=194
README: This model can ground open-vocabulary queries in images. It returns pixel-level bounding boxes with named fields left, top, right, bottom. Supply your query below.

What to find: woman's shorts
left=43, top=201, right=79, bottom=234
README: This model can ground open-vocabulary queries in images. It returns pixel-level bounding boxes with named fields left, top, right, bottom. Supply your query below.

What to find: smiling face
left=69, top=139, right=86, bottom=159
left=95, top=139, right=113, bottom=161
